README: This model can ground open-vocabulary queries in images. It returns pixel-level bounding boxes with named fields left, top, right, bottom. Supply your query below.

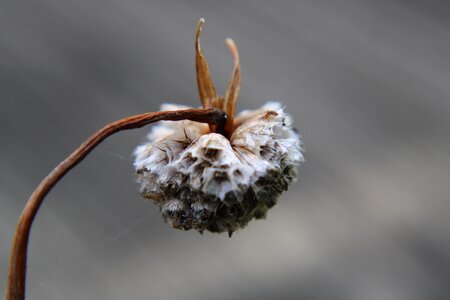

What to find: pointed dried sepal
left=211, top=96, right=224, bottom=111
left=223, top=38, right=241, bottom=136
left=196, top=18, right=217, bottom=108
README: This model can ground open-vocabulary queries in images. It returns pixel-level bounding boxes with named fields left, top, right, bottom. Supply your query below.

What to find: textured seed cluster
left=134, top=102, right=303, bottom=235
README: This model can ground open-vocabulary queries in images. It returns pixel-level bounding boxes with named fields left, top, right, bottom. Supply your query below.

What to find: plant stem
left=6, top=107, right=227, bottom=300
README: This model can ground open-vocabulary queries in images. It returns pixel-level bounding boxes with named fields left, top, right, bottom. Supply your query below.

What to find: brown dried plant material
left=195, top=18, right=217, bottom=109
left=195, top=19, right=241, bottom=137
left=134, top=19, right=304, bottom=236
left=7, top=18, right=304, bottom=300
left=223, top=38, right=240, bottom=137
left=6, top=108, right=226, bottom=300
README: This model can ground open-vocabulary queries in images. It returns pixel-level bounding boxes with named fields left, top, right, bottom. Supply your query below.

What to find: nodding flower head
left=134, top=19, right=304, bottom=236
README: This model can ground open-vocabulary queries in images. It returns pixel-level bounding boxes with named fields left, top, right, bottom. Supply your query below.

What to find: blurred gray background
left=1, top=0, right=450, bottom=299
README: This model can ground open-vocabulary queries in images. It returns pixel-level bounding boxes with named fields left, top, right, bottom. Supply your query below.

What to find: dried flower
left=134, top=19, right=304, bottom=235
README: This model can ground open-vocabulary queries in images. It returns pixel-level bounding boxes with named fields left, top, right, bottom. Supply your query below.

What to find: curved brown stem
left=6, top=107, right=227, bottom=300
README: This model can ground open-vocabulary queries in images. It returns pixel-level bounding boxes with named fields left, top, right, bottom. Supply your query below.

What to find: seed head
left=133, top=20, right=304, bottom=235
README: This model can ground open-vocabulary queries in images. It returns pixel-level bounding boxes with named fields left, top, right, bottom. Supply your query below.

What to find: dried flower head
left=134, top=19, right=304, bottom=235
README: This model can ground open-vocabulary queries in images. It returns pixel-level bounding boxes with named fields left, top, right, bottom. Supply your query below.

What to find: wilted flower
left=134, top=19, right=304, bottom=235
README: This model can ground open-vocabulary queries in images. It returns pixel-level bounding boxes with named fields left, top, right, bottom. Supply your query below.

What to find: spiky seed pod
left=133, top=19, right=304, bottom=235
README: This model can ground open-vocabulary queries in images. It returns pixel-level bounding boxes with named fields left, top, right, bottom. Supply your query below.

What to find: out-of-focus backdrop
left=1, top=1, right=450, bottom=299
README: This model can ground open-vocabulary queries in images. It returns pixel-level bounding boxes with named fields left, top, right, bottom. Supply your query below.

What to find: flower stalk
left=6, top=108, right=227, bottom=300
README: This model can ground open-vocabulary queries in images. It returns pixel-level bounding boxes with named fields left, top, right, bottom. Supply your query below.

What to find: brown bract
left=195, top=18, right=240, bottom=137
